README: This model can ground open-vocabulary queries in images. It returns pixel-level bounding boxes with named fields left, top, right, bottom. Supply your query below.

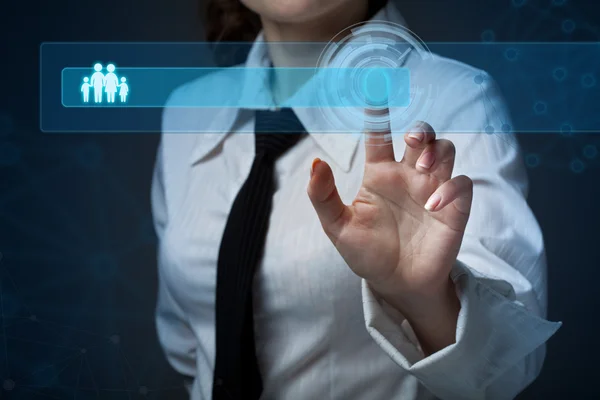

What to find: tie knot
left=254, top=108, right=306, bottom=159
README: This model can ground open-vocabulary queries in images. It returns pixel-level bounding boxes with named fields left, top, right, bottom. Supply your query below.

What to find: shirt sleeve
left=152, top=139, right=198, bottom=379
left=361, top=70, right=562, bottom=400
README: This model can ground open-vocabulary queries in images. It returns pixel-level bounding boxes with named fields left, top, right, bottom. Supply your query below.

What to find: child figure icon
left=81, top=77, right=92, bottom=103
left=80, top=63, right=130, bottom=105
left=118, top=77, right=129, bottom=103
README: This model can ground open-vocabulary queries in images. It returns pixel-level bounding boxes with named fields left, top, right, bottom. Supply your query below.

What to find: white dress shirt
left=152, top=2, right=561, bottom=399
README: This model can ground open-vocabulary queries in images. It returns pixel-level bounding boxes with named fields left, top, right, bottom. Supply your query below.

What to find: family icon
left=80, top=63, right=130, bottom=104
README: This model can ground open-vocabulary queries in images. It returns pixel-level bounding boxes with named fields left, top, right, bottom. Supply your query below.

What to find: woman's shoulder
left=407, top=52, right=508, bottom=128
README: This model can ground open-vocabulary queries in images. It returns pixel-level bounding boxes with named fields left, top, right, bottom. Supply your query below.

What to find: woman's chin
left=245, top=0, right=345, bottom=25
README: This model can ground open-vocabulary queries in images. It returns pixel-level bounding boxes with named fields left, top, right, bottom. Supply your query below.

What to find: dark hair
left=204, top=0, right=262, bottom=42
left=203, top=0, right=388, bottom=43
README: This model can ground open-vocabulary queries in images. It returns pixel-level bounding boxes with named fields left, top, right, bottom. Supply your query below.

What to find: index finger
left=364, top=107, right=395, bottom=163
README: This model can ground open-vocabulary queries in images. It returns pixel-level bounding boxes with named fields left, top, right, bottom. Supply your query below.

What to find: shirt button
left=215, top=377, right=223, bottom=386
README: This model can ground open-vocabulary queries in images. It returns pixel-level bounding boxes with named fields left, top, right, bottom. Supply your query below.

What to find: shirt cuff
left=361, top=260, right=562, bottom=399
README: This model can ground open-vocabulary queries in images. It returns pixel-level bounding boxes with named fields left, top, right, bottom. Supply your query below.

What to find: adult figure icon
left=104, top=64, right=119, bottom=103
left=90, top=63, right=105, bottom=103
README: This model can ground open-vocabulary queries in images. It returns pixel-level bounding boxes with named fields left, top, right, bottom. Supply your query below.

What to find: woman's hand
left=307, top=109, right=473, bottom=354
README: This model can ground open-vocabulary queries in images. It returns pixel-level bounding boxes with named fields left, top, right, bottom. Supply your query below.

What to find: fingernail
left=424, top=193, right=441, bottom=211
left=408, top=130, right=424, bottom=142
left=310, top=157, right=321, bottom=177
left=417, top=152, right=435, bottom=169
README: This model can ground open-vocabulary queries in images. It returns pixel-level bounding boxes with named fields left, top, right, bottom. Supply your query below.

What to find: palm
left=337, top=162, right=465, bottom=292
left=308, top=119, right=473, bottom=296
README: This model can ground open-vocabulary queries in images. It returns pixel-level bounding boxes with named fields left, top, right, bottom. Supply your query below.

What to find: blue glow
left=40, top=42, right=600, bottom=133
left=481, top=29, right=495, bottom=43
left=534, top=101, right=548, bottom=115
left=504, top=47, right=519, bottom=61
left=552, top=66, right=568, bottom=82
left=570, top=158, right=585, bottom=173
left=560, top=122, right=573, bottom=135
left=562, top=19, right=576, bottom=34
left=61, top=67, right=411, bottom=108
left=583, top=144, right=598, bottom=159
left=361, top=68, right=390, bottom=107
left=581, top=73, right=596, bottom=88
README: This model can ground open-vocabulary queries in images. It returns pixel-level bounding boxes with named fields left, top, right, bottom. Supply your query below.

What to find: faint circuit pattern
left=476, top=0, right=600, bottom=173
left=316, top=0, right=600, bottom=170
left=0, top=256, right=187, bottom=399
left=2, top=1, right=600, bottom=399
left=0, top=126, right=186, bottom=398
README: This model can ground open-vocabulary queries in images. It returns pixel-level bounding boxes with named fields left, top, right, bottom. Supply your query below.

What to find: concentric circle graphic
left=314, top=20, right=439, bottom=138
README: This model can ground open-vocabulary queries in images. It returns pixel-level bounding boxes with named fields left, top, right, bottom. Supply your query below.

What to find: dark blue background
left=0, top=0, right=598, bottom=398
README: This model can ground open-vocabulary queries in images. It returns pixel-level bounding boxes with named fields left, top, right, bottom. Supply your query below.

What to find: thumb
left=307, top=158, right=350, bottom=241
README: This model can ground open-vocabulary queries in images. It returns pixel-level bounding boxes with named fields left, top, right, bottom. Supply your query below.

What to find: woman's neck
left=261, top=0, right=376, bottom=104
left=261, top=1, right=371, bottom=68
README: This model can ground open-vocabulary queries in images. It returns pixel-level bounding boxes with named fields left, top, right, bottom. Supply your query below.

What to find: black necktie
left=212, top=108, right=306, bottom=400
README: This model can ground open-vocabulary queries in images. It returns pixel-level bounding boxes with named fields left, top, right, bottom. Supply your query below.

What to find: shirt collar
left=189, top=1, right=408, bottom=172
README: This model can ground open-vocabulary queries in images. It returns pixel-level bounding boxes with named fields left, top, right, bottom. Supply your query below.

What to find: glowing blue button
left=362, top=68, right=390, bottom=107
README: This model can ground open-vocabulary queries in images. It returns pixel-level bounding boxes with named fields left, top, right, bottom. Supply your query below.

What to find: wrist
left=370, top=277, right=461, bottom=355
left=370, top=276, right=457, bottom=318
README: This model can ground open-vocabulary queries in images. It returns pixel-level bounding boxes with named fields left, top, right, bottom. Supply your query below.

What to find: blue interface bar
left=40, top=42, right=600, bottom=133
left=60, top=67, right=410, bottom=108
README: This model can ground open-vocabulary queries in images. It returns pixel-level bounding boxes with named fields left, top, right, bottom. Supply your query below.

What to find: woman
left=153, top=0, right=561, bottom=399
left=104, top=64, right=119, bottom=103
